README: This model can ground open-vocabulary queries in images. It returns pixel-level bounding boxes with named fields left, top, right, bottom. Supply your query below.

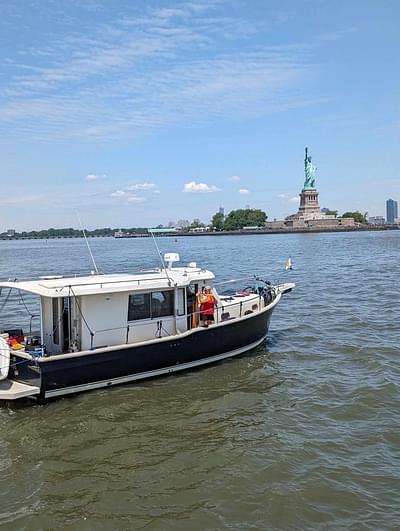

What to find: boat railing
left=50, top=274, right=175, bottom=292
left=87, top=292, right=270, bottom=349
left=7, top=290, right=276, bottom=356
left=93, top=293, right=264, bottom=332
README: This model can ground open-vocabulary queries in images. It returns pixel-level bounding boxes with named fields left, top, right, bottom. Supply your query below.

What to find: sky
left=0, top=0, right=399, bottom=230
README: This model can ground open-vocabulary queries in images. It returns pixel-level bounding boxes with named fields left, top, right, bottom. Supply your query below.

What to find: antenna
left=76, top=212, right=99, bottom=274
left=148, top=229, right=172, bottom=285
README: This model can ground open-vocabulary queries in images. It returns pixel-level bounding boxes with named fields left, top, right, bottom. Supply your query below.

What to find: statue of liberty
left=303, top=147, right=317, bottom=190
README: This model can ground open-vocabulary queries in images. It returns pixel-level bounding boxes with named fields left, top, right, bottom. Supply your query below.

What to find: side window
left=151, top=291, right=174, bottom=318
left=128, top=293, right=150, bottom=321
left=128, top=291, right=174, bottom=321
left=177, top=288, right=185, bottom=316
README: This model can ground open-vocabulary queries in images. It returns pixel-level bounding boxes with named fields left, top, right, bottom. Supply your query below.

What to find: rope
left=160, top=321, right=171, bottom=337
left=155, top=320, right=162, bottom=338
left=0, top=352, right=33, bottom=367
left=18, top=291, right=38, bottom=323
left=0, top=287, right=13, bottom=314
left=50, top=299, right=65, bottom=338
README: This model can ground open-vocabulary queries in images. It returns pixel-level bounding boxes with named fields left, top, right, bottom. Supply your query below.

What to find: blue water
left=0, top=232, right=399, bottom=530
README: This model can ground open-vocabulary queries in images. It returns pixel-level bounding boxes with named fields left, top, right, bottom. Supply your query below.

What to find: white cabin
left=0, top=251, right=281, bottom=360
left=1, top=262, right=218, bottom=355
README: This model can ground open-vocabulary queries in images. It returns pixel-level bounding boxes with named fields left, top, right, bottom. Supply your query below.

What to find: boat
left=0, top=253, right=294, bottom=402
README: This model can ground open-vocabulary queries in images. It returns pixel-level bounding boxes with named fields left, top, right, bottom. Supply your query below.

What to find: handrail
left=8, top=288, right=276, bottom=355
left=52, top=267, right=211, bottom=291
left=91, top=292, right=269, bottom=338
left=51, top=274, right=176, bottom=292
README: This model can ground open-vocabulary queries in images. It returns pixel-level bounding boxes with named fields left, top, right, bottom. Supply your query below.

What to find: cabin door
left=62, top=297, right=70, bottom=351
left=187, top=283, right=198, bottom=329
left=51, top=297, right=66, bottom=353
left=69, top=296, right=82, bottom=351
left=52, top=297, right=75, bottom=353
left=51, top=298, right=61, bottom=352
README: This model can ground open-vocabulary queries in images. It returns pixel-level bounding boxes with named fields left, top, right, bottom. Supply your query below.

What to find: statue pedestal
left=298, top=189, right=320, bottom=216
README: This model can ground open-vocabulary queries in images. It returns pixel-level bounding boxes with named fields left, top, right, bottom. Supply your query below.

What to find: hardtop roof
left=0, top=267, right=215, bottom=298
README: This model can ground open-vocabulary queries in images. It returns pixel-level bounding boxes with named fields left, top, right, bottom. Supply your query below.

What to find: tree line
left=0, top=227, right=148, bottom=239
left=211, top=209, right=267, bottom=230
left=0, top=210, right=370, bottom=239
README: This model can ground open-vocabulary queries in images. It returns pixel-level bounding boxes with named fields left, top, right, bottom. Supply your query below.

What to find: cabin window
left=177, top=288, right=185, bottom=316
left=128, top=290, right=174, bottom=321
left=150, top=291, right=174, bottom=318
left=128, top=293, right=151, bottom=321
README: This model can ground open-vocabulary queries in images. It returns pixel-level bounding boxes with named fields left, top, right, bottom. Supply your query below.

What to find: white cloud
left=278, top=193, right=287, bottom=198
left=127, top=194, right=146, bottom=203
left=127, top=182, right=159, bottom=192
left=183, top=181, right=221, bottom=193
left=110, top=190, right=127, bottom=197
left=110, top=189, right=145, bottom=204
left=289, top=196, right=300, bottom=203
left=315, top=27, right=358, bottom=43
left=85, top=173, right=106, bottom=181
left=0, top=2, right=319, bottom=143
left=239, top=188, right=249, bottom=194
left=227, top=175, right=241, bottom=182
left=0, top=194, right=46, bottom=206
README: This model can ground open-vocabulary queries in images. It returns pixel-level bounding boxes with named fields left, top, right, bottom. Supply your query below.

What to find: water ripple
left=0, top=232, right=399, bottom=529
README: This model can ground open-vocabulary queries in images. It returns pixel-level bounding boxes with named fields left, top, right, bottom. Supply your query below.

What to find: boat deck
left=0, top=379, right=40, bottom=400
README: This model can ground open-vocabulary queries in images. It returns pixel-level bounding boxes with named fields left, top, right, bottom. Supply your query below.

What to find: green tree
left=211, top=212, right=224, bottom=230
left=223, top=209, right=267, bottom=230
left=322, top=209, right=338, bottom=217
left=341, top=211, right=367, bottom=223
left=190, top=218, right=205, bottom=228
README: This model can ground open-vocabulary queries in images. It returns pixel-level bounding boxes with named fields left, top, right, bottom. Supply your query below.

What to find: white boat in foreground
left=0, top=253, right=294, bottom=402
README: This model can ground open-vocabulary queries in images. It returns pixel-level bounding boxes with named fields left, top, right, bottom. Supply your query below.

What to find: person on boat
left=198, top=286, right=217, bottom=327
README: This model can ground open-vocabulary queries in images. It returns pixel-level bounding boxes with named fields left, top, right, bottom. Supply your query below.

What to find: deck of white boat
left=0, top=379, right=40, bottom=400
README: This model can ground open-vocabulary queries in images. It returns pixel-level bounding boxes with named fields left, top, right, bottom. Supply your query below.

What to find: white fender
left=0, top=336, right=10, bottom=381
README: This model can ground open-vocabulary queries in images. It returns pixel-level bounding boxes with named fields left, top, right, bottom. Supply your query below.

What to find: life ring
left=0, top=336, right=10, bottom=381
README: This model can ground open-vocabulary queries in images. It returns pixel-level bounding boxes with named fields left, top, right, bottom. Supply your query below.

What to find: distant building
left=6, top=229, right=16, bottom=237
left=386, top=199, right=398, bottom=223
left=176, top=219, right=190, bottom=229
left=167, top=221, right=175, bottom=228
left=149, top=227, right=177, bottom=234
left=189, top=226, right=210, bottom=233
left=368, top=216, right=385, bottom=225
left=218, top=206, right=224, bottom=217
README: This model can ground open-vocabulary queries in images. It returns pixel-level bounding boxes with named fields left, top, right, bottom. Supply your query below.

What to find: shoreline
left=1, top=225, right=398, bottom=240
